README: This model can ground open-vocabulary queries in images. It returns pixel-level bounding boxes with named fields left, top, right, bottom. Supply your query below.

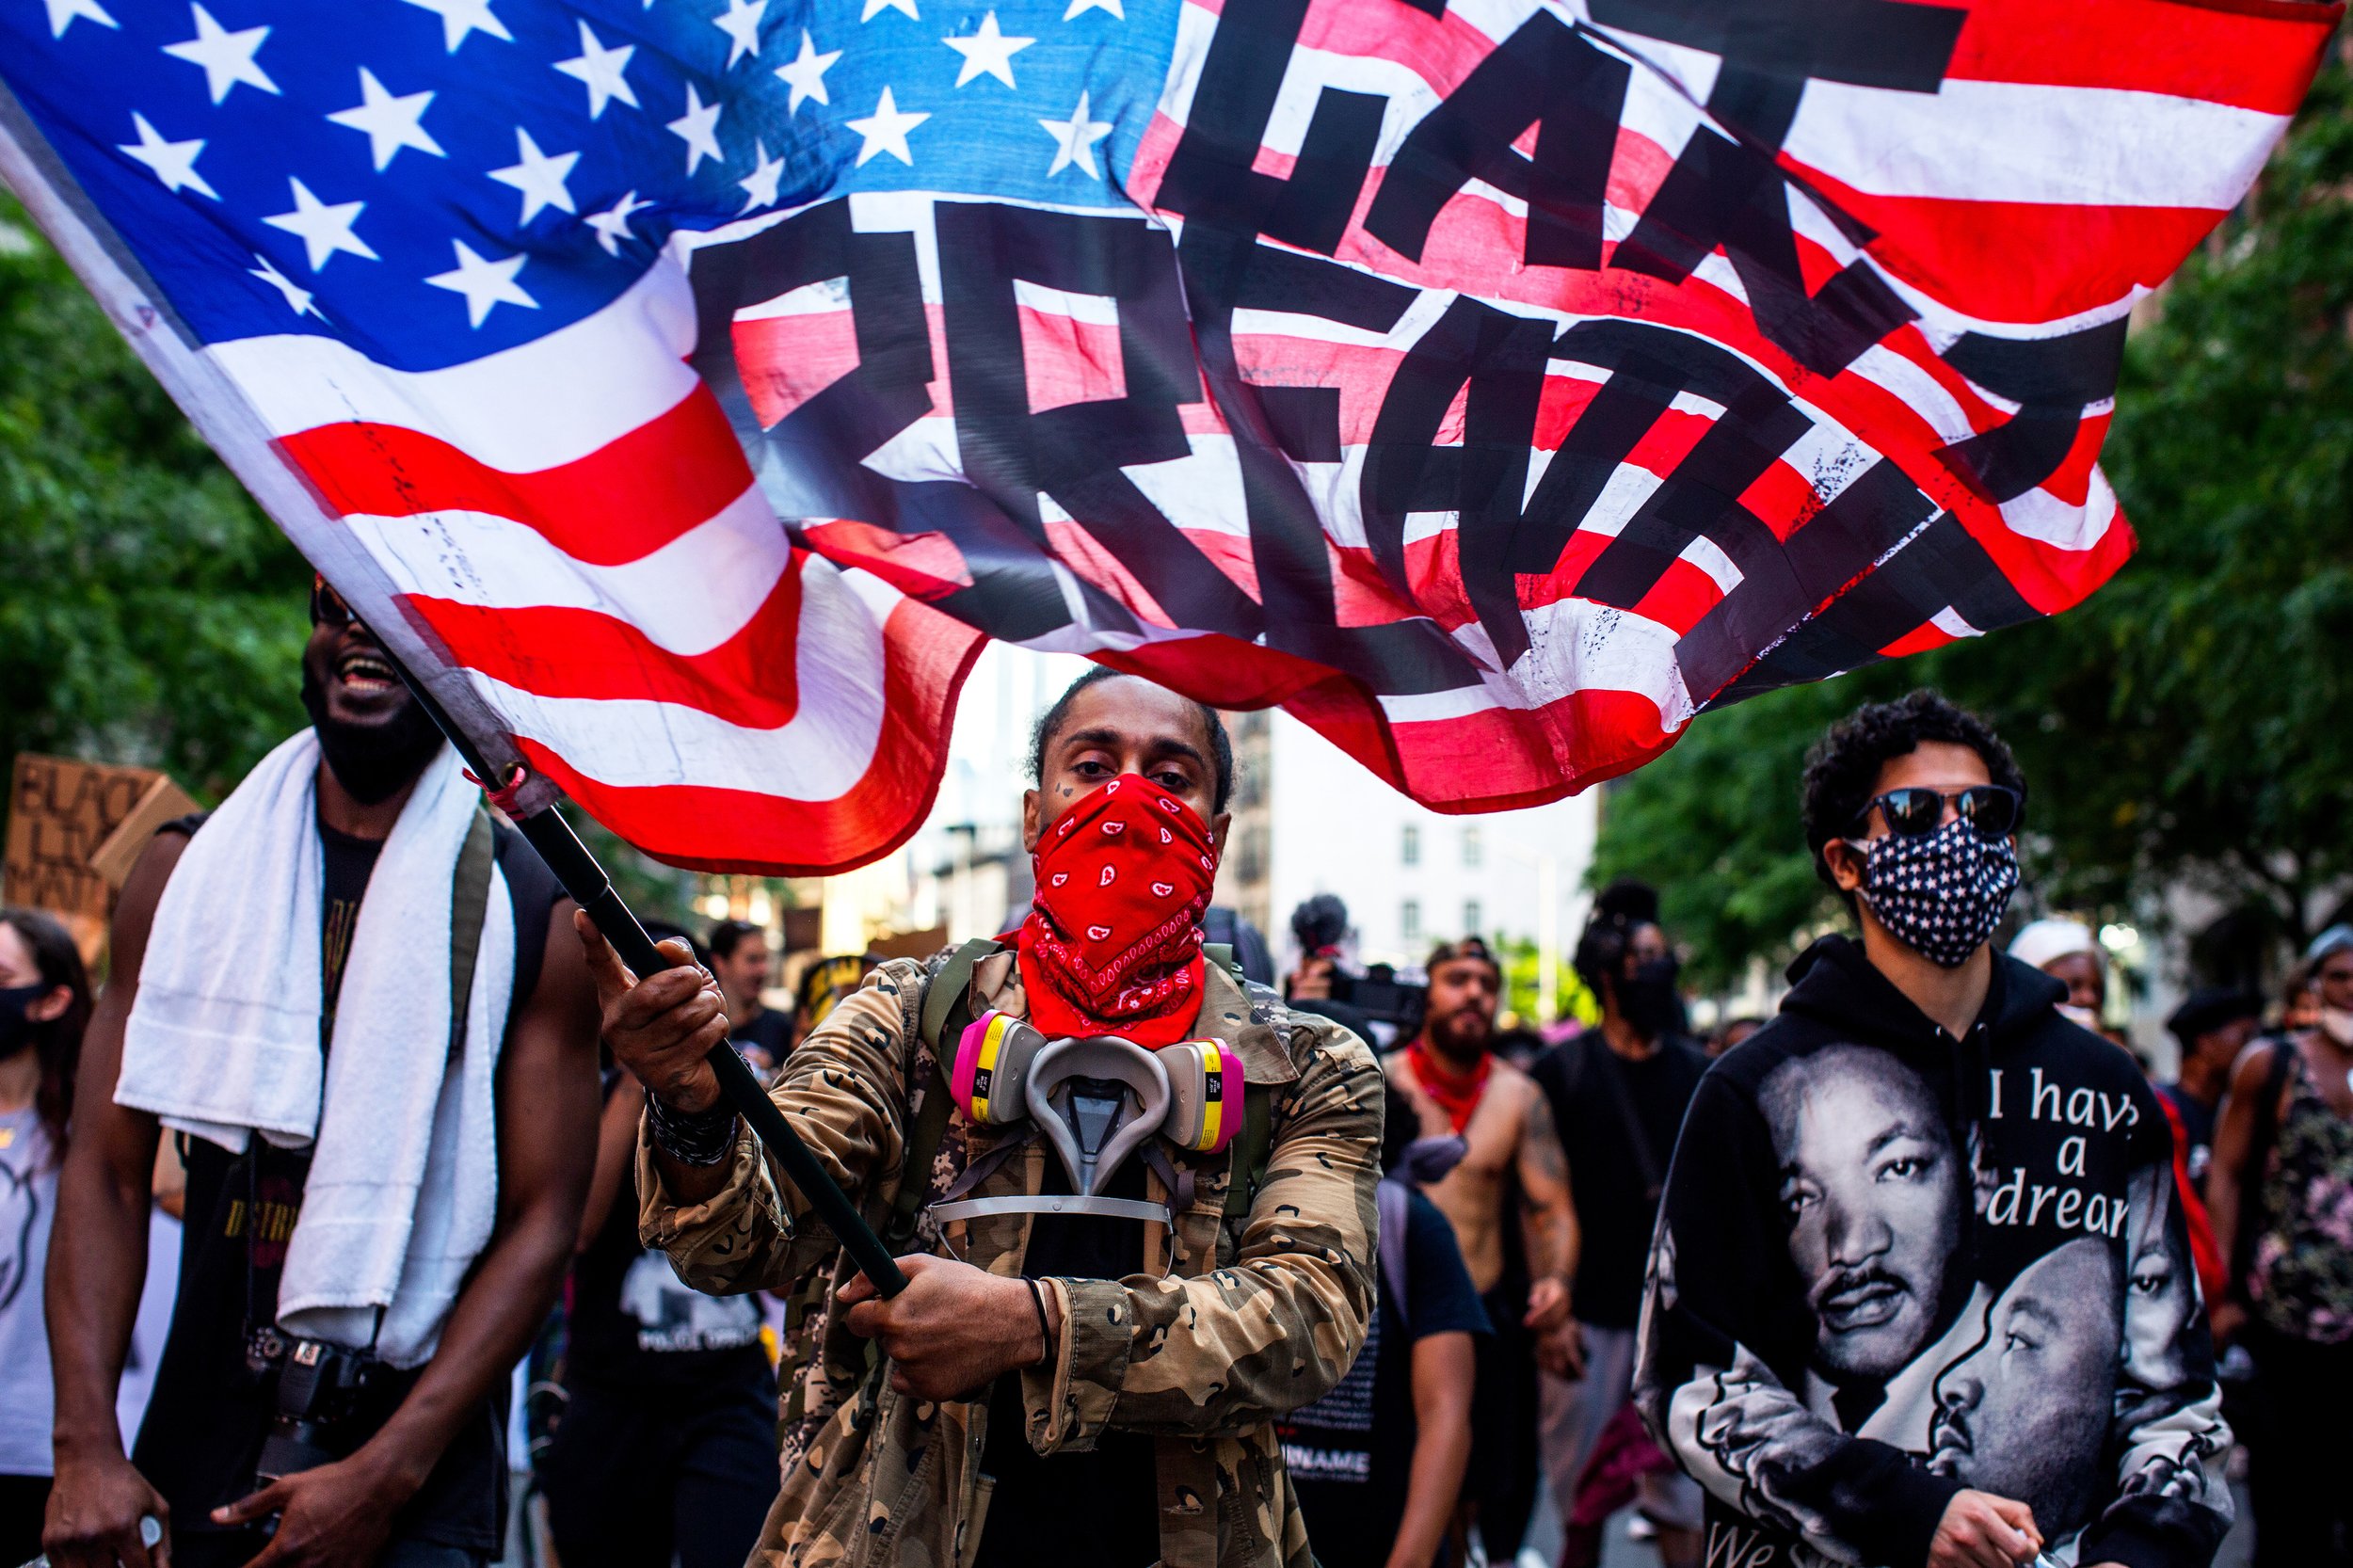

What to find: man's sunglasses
left=1852, top=784, right=2023, bottom=840
left=310, top=578, right=357, bottom=628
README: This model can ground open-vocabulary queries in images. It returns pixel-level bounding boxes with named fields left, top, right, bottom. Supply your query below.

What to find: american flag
left=0, top=0, right=2335, bottom=872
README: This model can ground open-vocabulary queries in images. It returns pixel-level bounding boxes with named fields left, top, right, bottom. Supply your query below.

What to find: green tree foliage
left=1594, top=52, right=2353, bottom=986
left=0, top=193, right=310, bottom=799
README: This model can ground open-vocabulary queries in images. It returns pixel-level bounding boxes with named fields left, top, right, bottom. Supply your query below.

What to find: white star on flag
left=117, top=112, right=217, bottom=199
left=161, top=4, right=279, bottom=104
left=774, top=31, right=840, bottom=114
left=1039, top=90, right=1112, bottom=178
left=42, top=0, right=116, bottom=39
left=1063, top=0, right=1123, bottom=18
left=326, top=69, right=443, bottom=171
left=846, top=86, right=926, bottom=167
left=553, top=21, right=638, bottom=119
left=263, top=178, right=377, bottom=272
left=425, top=239, right=536, bottom=327
left=585, top=189, right=652, bottom=255
left=712, top=0, right=766, bottom=66
left=248, top=252, right=320, bottom=317
left=400, top=0, right=512, bottom=53
left=737, top=138, right=785, bottom=212
left=943, top=11, right=1032, bottom=88
left=666, top=82, right=724, bottom=173
left=860, top=0, right=918, bottom=21
left=488, top=127, right=579, bottom=223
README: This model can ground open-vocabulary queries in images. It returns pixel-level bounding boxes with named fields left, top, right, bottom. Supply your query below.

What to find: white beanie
left=2010, top=917, right=2100, bottom=973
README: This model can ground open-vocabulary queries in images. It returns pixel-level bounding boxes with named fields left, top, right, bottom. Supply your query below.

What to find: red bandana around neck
left=1017, top=774, right=1217, bottom=1048
left=1408, top=1036, right=1493, bottom=1134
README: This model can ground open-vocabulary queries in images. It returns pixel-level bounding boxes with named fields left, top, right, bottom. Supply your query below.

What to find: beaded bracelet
left=648, top=1084, right=741, bottom=1166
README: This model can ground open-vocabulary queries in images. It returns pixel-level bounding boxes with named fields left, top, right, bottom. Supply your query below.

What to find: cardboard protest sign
left=5, top=753, right=198, bottom=962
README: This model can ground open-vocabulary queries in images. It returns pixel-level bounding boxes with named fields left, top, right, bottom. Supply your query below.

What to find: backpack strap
left=885, top=937, right=1002, bottom=1250
left=1222, top=1080, right=1274, bottom=1223
left=446, top=808, right=496, bottom=1061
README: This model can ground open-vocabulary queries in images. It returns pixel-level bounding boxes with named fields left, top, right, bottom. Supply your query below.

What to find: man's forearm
left=1388, top=1401, right=1472, bottom=1568
left=48, top=1139, right=157, bottom=1458
left=356, top=1198, right=574, bottom=1492
left=1526, top=1200, right=1577, bottom=1288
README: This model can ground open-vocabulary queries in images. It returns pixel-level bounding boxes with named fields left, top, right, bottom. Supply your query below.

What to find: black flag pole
left=385, top=652, right=909, bottom=1298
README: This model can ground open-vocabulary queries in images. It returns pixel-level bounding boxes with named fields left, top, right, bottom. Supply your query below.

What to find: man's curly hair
left=1800, top=690, right=2025, bottom=890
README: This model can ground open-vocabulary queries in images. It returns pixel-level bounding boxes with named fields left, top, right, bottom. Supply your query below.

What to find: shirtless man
left=1389, top=937, right=1577, bottom=1560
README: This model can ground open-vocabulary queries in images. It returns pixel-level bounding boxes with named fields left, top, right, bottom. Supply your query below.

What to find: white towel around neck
left=116, top=730, right=513, bottom=1367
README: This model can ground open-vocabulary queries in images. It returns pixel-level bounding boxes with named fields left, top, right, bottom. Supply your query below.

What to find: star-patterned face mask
left=1849, top=815, right=2020, bottom=969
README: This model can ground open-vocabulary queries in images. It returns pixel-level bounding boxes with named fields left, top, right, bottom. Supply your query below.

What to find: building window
left=1401, top=899, right=1421, bottom=941
left=1401, top=824, right=1420, bottom=867
left=1463, top=899, right=1482, bottom=936
left=1462, top=824, right=1482, bottom=868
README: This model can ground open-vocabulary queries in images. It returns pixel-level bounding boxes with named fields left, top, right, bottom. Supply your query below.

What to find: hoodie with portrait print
left=1633, top=935, right=2231, bottom=1568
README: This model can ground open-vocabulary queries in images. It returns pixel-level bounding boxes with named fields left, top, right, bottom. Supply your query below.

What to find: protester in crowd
left=1389, top=936, right=1577, bottom=1561
left=706, top=920, right=792, bottom=1075
left=540, top=924, right=776, bottom=1568
left=0, top=908, right=92, bottom=1564
left=587, top=665, right=1381, bottom=1568
left=1530, top=881, right=1705, bottom=1568
left=1280, top=1081, right=1487, bottom=1568
left=2011, top=916, right=2107, bottom=1031
left=1709, top=1016, right=1764, bottom=1058
left=2207, top=923, right=2353, bottom=1564
left=2164, top=989, right=2260, bottom=1193
left=1200, top=904, right=1275, bottom=987
left=2278, top=959, right=2322, bottom=1036
left=1638, top=690, right=2230, bottom=1568
left=2157, top=988, right=2259, bottom=1320
left=43, top=580, right=601, bottom=1568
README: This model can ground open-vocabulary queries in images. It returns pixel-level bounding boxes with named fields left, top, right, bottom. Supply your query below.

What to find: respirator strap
left=930, top=1193, right=1173, bottom=1226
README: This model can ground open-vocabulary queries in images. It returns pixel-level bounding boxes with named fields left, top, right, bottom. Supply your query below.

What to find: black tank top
left=134, top=814, right=560, bottom=1550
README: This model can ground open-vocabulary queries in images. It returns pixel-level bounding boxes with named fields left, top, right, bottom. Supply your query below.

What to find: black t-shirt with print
left=566, top=1075, right=776, bottom=1395
left=134, top=815, right=557, bottom=1552
left=1281, top=1188, right=1492, bottom=1568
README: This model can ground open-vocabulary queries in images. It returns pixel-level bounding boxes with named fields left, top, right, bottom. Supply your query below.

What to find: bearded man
left=1389, top=936, right=1577, bottom=1560
left=46, top=580, right=600, bottom=1568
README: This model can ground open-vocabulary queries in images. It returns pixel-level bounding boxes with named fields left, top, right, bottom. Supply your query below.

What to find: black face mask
left=1615, top=956, right=1681, bottom=1042
left=299, top=662, right=445, bottom=805
left=0, top=983, right=45, bottom=1059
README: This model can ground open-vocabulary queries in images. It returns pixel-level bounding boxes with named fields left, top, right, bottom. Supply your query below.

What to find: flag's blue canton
left=3, top=0, right=1181, bottom=372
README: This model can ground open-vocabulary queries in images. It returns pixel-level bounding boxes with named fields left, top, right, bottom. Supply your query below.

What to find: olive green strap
left=446, top=809, right=495, bottom=1059
left=1222, top=1082, right=1274, bottom=1222
left=886, top=937, right=1000, bottom=1249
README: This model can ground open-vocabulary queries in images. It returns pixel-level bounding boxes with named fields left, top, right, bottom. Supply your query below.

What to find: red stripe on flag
left=1942, top=0, right=2341, bottom=111
left=399, top=566, right=807, bottom=728
left=280, top=387, right=753, bottom=565
left=518, top=596, right=985, bottom=875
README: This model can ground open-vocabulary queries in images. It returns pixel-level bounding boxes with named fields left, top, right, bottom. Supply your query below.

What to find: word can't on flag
left=0, top=0, right=2337, bottom=874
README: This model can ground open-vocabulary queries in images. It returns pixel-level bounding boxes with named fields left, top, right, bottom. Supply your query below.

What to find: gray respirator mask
left=924, top=1011, right=1245, bottom=1226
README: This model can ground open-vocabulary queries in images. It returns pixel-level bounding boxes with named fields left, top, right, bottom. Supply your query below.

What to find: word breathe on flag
left=0, top=0, right=2335, bottom=872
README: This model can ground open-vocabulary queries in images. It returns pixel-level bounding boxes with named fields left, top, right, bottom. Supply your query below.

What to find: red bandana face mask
left=1017, top=774, right=1218, bottom=1048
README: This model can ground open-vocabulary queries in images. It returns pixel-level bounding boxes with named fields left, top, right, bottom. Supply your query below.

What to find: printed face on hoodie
left=2121, top=1164, right=2199, bottom=1396
left=1760, top=1045, right=1961, bottom=1382
left=1928, top=1238, right=2120, bottom=1541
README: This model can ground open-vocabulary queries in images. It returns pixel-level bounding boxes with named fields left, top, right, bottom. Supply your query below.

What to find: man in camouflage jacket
left=582, top=673, right=1382, bottom=1568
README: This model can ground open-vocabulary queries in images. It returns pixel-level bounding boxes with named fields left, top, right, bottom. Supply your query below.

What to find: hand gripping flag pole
left=389, top=654, right=909, bottom=1300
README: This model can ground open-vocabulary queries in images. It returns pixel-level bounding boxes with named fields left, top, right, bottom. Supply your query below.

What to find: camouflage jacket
left=636, top=949, right=1382, bottom=1568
